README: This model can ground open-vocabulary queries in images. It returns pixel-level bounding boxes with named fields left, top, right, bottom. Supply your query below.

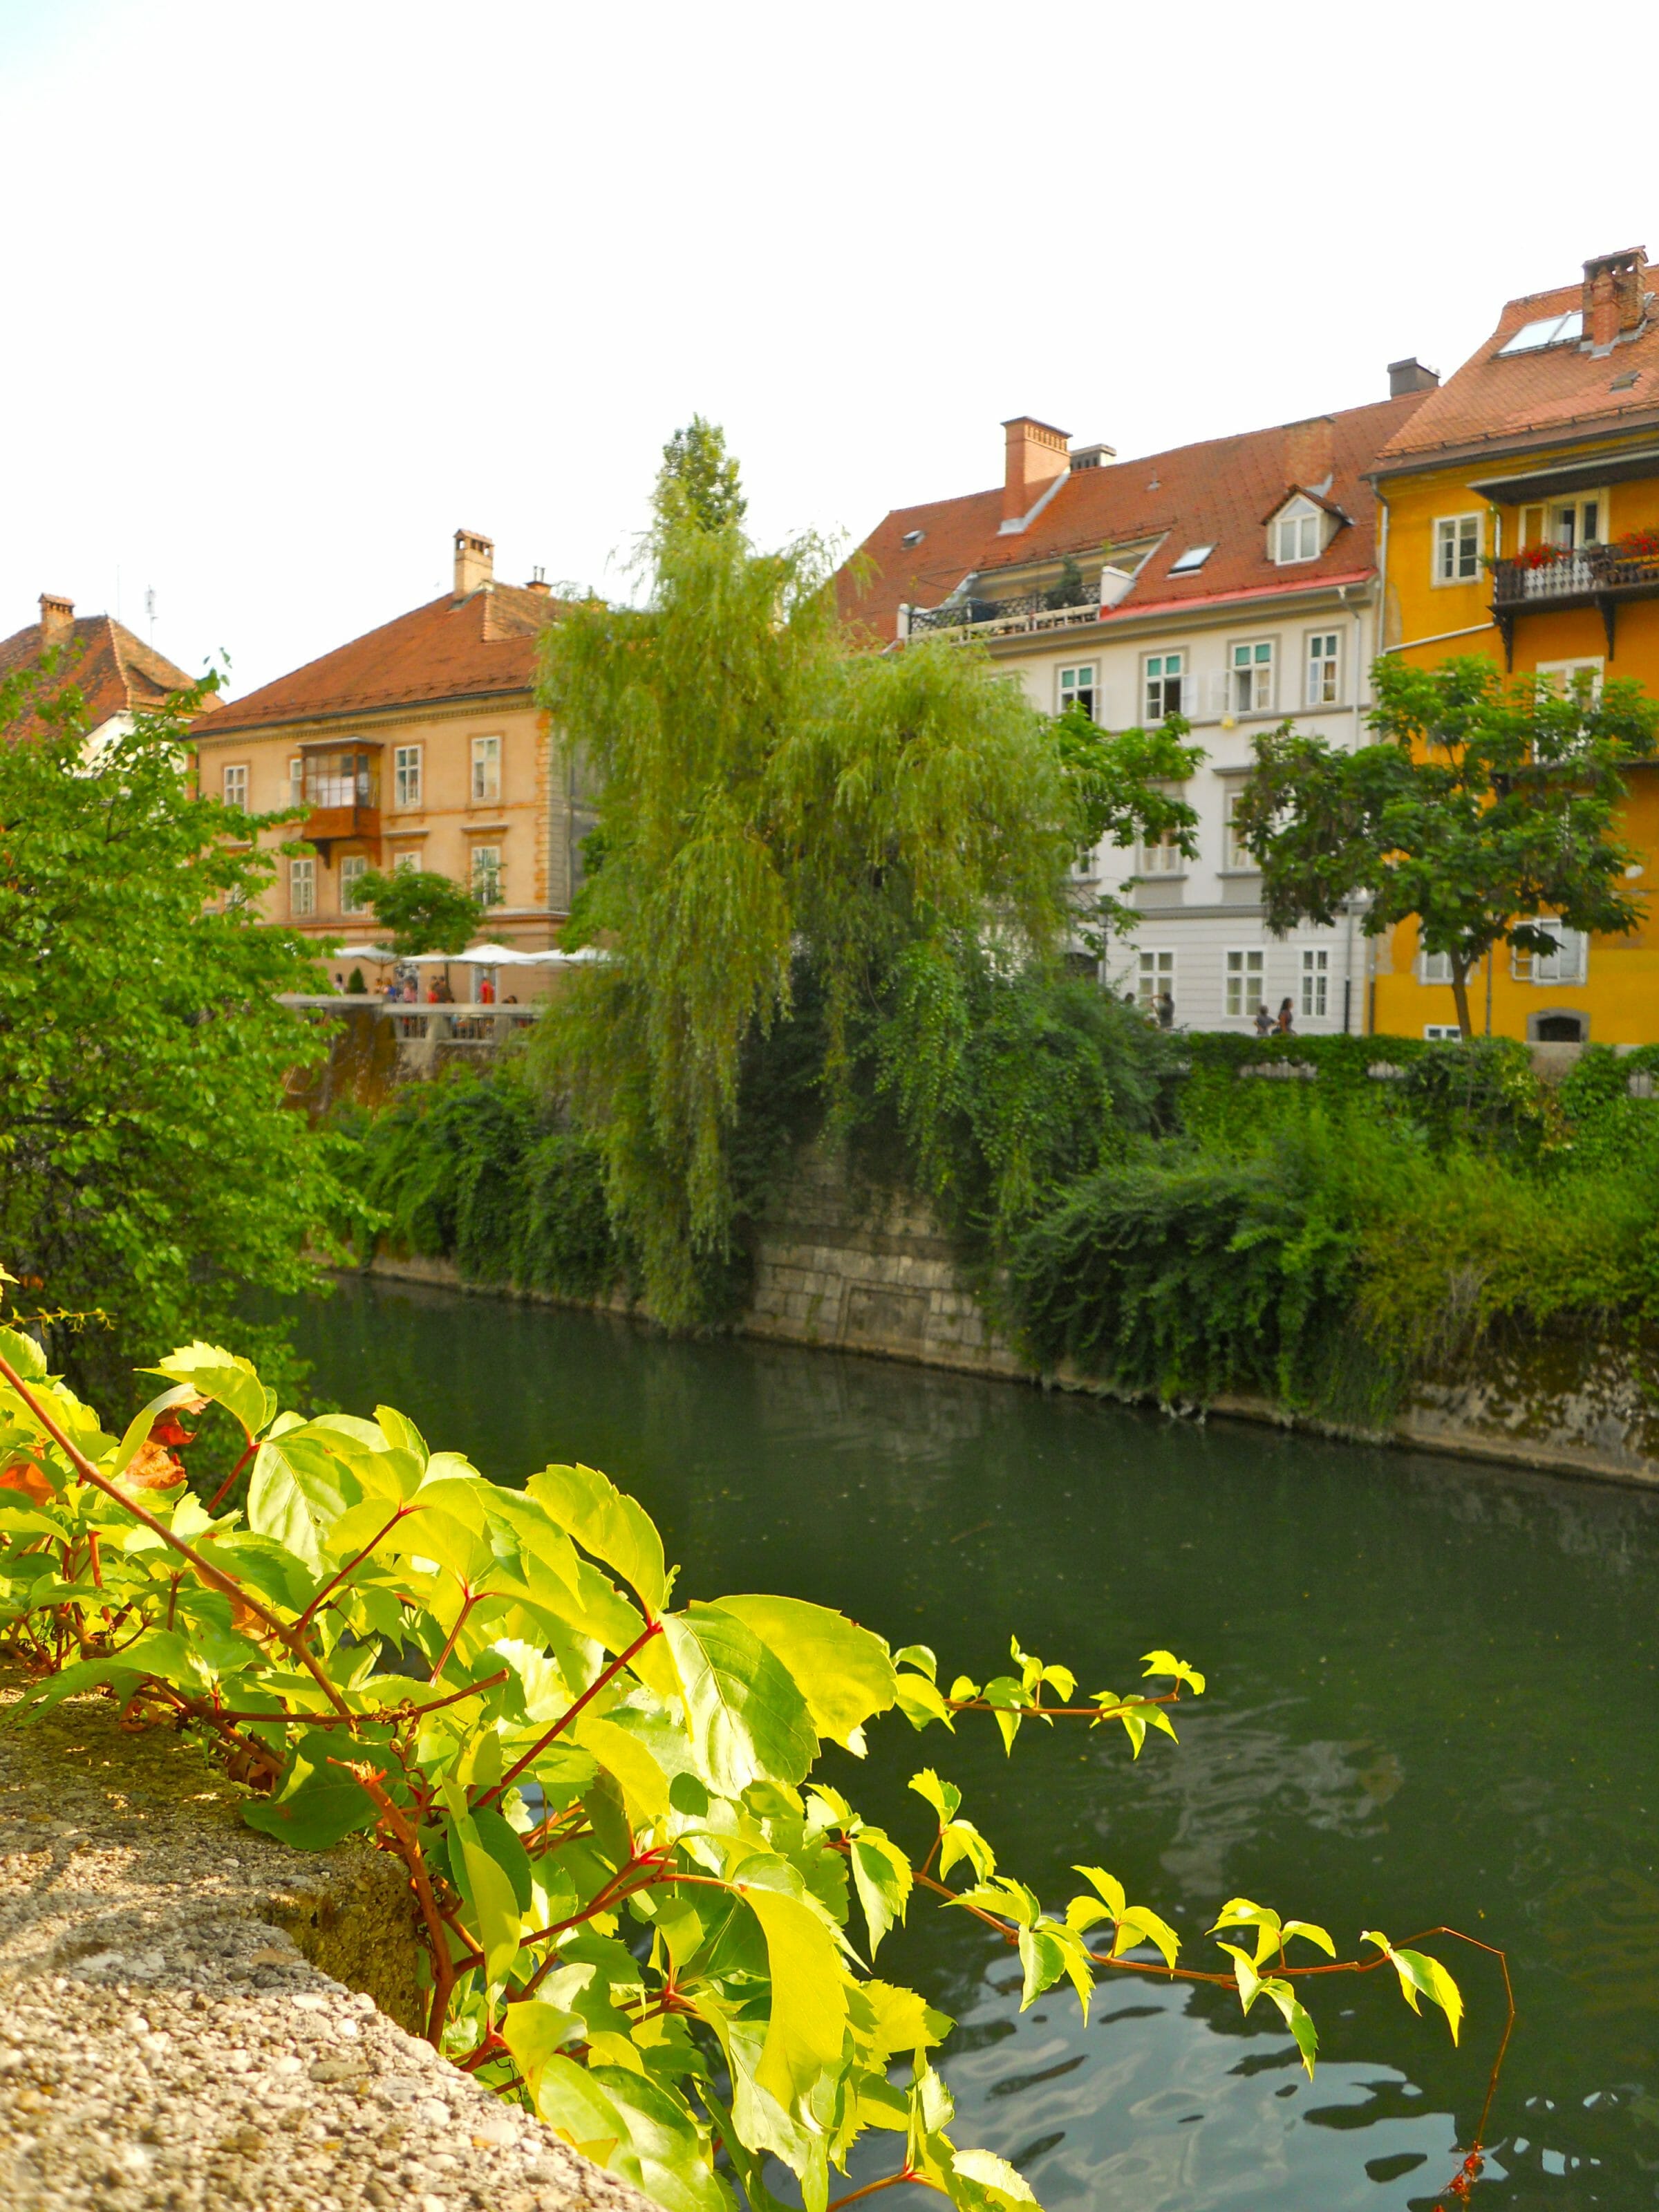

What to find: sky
left=3, top=0, right=1658, bottom=698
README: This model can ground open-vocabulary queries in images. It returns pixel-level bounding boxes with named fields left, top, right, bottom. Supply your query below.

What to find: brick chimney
left=1284, top=415, right=1335, bottom=491
left=525, top=566, right=551, bottom=597
left=38, top=593, right=74, bottom=648
left=453, top=528, right=494, bottom=599
left=1002, top=418, right=1070, bottom=527
left=1388, top=357, right=1440, bottom=397
left=1583, top=247, right=1648, bottom=350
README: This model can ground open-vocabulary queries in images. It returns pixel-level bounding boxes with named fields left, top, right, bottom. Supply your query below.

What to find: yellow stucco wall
left=1372, top=447, right=1659, bottom=1042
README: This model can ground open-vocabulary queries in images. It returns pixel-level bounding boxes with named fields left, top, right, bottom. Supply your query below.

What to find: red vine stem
left=474, top=1618, right=664, bottom=1811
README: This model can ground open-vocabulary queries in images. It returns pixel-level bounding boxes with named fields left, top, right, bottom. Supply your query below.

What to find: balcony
left=299, top=745, right=382, bottom=854
left=1490, top=542, right=1659, bottom=664
left=908, top=582, right=1103, bottom=641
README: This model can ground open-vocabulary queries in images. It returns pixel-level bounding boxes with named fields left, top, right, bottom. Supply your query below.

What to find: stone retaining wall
left=0, top=1677, right=652, bottom=2212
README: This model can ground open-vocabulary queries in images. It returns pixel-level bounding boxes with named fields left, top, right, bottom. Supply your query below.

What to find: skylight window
left=1169, top=544, right=1215, bottom=575
left=901, top=528, right=925, bottom=547
left=1497, top=309, right=1584, bottom=356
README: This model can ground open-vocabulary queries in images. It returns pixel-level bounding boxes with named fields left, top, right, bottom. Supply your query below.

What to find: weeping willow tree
left=534, top=481, right=1098, bottom=1322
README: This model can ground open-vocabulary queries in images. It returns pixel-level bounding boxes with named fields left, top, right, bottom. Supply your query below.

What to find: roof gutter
left=191, top=683, right=536, bottom=742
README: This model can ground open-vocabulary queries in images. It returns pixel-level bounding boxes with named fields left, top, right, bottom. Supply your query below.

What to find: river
left=290, top=1277, right=1659, bottom=2210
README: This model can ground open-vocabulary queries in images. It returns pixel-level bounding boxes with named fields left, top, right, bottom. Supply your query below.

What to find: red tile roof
left=0, top=612, right=209, bottom=736
left=195, top=583, right=562, bottom=738
left=837, top=394, right=1430, bottom=644
left=1373, top=277, right=1659, bottom=471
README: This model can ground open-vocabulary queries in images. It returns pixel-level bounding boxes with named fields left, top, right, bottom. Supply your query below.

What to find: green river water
left=290, top=1278, right=1659, bottom=2211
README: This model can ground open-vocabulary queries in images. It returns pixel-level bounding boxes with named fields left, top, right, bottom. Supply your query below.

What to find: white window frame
left=1138, top=824, right=1185, bottom=876
left=1271, top=496, right=1324, bottom=566
left=1305, top=630, right=1341, bottom=706
left=288, top=755, right=303, bottom=808
left=471, top=734, right=502, bottom=803
left=1230, top=639, right=1275, bottom=713
left=392, top=847, right=422, bottom=874
left=339, top=853, right=370, bottom=915
left=394, top=743, right=423, bottom=809
left=1300, top=946, right=1329, bottom=1020
left=1224, top=948, right=1265, bottom=1019
left=471, top=843, right=504, bottom=906
left=1535, top=657, right=1604, bottom=700
left=1058, top=664, right=1096, bottom=719
left=222, top=762, right=250, bottom=811
left=1136, top=948, right=1174, bottom=1013
left=1434, top=513, right=1483, bottom=585
left=288, top=855, right=315, bottom=918
left=1423, top=1024, right=1463, bottom=1040
left=1420, top=948, right=1454, bottom=985
left=1518, top=492, right=1608, bottom=552
left=1512, top=920, right=1588, bottom=986
left=1222, top=787, right=1257, bottom=872
left=1143, top=650, right=1184, bottom=722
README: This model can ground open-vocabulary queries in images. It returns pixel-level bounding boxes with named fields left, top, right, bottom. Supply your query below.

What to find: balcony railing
left=1490, top=543, right=1659, bottom=664
left=908, top=585, right=1102, bottom=640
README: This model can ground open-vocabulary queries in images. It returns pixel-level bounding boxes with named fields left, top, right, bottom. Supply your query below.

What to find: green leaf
left=908, top=1768, right=962, bottom=1823
left=242, top=1732, right=380, bottom=1850
left=893, top=1643, right=937, bottom=1681
left=849, top=1828, right=912, bottom=1957
left=1362, top=1931, right=1463, bottom=2044
left=1259, top=1978, right=1320, bottom=2077
left=948, top=2147, right=1038, bottom=2210
left=1071, top=1865, right=1127, bottom=1919
left=937, top=1820, right=995, bottom=1882
left=738, top=1881, right=850, bottom=2117
left=894, top=1673, right=954, bottom=1731
left=661, top=1604, right=816, bottom=1796
left=246, top=1429, right=363, bottom=1571
left=144, top=1342, right=275, bottom=1442
left=1141, top=1648, right=1207, bottom=1696
left=441, top=1782, right=522, bottom=1984
left=1112, top=1905, right=1181, bottom=1970
left=0, top=1325, right=48, bottom=1382
left=500, top=1994, right=585, bottom=2083
left=528, top=1462, right=670, bottom=1617
left=715, top=1593, right=896, bottom=1754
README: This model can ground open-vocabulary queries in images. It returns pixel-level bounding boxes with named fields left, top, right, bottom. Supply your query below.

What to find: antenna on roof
left=144, top=585, right=156, bottom=642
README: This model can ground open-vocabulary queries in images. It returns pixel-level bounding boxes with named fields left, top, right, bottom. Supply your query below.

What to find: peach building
left=191, top=530, right=589, bottom=963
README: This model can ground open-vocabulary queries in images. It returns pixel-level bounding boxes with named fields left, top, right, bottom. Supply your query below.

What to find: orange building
left=1369, top=245, right=1659, bottom=1042
left=191, top=530, right=588, bottom=970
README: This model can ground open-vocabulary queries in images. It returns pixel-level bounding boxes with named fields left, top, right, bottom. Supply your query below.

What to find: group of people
left=1122, top=991, right=1297, bottom=1036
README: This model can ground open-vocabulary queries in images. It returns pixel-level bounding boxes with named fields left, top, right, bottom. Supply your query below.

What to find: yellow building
left=1368, top=245, right=1659, bottom=1042
left=191, top=529, right=588, bottom=985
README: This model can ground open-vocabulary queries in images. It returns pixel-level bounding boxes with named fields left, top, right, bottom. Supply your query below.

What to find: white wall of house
left=990, top=583, right=1380, bottom=1033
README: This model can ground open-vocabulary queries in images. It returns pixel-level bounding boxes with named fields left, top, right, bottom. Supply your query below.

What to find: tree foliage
left=353, top=867, right=485, bottom=957
left=1235, top=655, right=1659, bottom=1036
left=657, top=415, right=747, bottom=534
left=0, top=666, right=357, bottom=1401
left=0, top=1312, right=1494, bottom=2212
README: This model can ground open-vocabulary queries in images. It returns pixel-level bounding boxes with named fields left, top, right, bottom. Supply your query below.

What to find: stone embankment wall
left=367, top=1142, right=1659, bottom=1492
left=0, top=1676, right=653, bottom=2212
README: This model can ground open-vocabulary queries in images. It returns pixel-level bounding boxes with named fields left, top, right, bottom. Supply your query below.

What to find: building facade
left=0, top=592, right=212, bottom=744
left=1369, top=245, right=1659, bottom=1042
left=840, top=375, right=1436, bottom=1030
left=191, top=530, right=583, bottom=962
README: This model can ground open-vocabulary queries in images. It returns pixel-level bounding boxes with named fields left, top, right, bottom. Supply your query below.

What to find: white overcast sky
left=3, top=0, right=1656, bottom=696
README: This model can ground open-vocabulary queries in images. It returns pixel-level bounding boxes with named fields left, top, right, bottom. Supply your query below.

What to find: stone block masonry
left=0, top=1675, right=653, bottom=2212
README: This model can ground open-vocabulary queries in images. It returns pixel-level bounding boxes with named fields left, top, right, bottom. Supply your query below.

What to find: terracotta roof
left=1373, top=276, right=1659, bottom=471
left=837, top=394, right=1430, bottom=644
left=195, top=583, right=563, bottom=738
left=0, top=612, right=210, bottom=737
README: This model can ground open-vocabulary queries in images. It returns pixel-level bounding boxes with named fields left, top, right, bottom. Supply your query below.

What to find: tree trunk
left=1450, top=958, right=1474, bottom=1041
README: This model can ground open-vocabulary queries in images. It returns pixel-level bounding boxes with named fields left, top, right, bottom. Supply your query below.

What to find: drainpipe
left=1337, top=581, right=1369, bottom=1034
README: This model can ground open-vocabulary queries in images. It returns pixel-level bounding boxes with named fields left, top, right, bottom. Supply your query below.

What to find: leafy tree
left=0, top=664, right=356, bottom=1399
left=1235, top=656, right=1659, bottom=1038
left=353, top=866, right=484, bottom=957
left=0, top=1320, right=1494, bottom=2212
left=1048, top=705, right=1203, bottom=945
left=657, top=414, right=747, bottom=533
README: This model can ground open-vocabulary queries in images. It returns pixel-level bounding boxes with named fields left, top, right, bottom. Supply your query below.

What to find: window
left=1434, top=514, right=1483, bottom=583
left=471, top=734, right=502, bottom=803
left=1230, top=639, right=1275, bottom=713
left=1420, top=948, right=1454, bottom=984
left=1136, top=948, right=1174, bottom=1012
left=1271, top=497, right=1322, bottom=565
left=392, top=847, right=422, bottom=874
left=1058, top=664, right=1096, bottom=719
left=471, top=843, right=503, bottom=906
left=1169, top=544, right=1214, bottom=576
left=1300, top=947, right=1329, bottom=1020
left=1144, top=651, right=1184, bottom=721
left=1423, top=1024, right=1463, bottom=1040
left=1513, top=921, right=1587, bottom=985
left=288, top=756, right=303, bottom=808
left=1223, top=788, right=1256, bottom=871
left=1497, top=309, right=1583, bottom=356
left=1224, top=948, right=1264, bottom=1018
left=288, top=856, right=315, bottom=918
left=1138, top=825, right=1185, bottom=875
left=394, top=744, right=423, bottom=809
left=1535, top=657, right=1604, bottom=701
left=1517, top=495, right=1606, bottom=552
left=1306, top=631, right=1340, bottom=705
left=223, top=763, right=249, bottom=810
left=340, top=854, right=369, bottom=914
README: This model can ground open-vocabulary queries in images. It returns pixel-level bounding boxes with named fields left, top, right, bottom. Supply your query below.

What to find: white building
left=838, top=364, right=1442, bottom=1031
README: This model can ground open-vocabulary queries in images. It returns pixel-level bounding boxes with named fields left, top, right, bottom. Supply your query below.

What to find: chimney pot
left=1583, top=245, right=1647, bottom=350
left=453, top=528, right=495, bottom=599
left=38, top=593, right=74, bottom=648
left=1001, top=416, right=1071, bottom=528
left=525, top=565, right=551, bottom=597
left=1388, top=357, right=1441, bottom=397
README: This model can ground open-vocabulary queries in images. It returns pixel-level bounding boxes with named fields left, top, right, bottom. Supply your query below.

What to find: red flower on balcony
left=1609, top=526, right=1659, bottom=559
left=1515, top=541, right=1575, bottom=569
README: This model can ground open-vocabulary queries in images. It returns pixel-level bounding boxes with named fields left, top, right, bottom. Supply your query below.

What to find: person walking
left=1156, top=988, right=1175, bottom=1031
left=1275, top=997, right=1295, bottom=1035
left=1253, top=1002, right=1273, bottom=1038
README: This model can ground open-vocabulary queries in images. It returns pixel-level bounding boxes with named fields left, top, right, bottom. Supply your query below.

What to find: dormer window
left=901, top=528, right=925, bottom=548
left=1271, top=496, right=1324, bottom=565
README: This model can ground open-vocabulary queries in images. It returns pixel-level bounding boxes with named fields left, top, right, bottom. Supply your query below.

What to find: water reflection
left=288, top=1279, right=1659, bottom=2207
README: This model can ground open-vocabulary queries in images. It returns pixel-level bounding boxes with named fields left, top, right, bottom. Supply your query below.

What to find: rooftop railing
left=908, top=584, right=1102, bottom=639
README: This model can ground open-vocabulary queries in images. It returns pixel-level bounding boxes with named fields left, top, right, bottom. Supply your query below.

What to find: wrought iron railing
left=908, top=584, right=1100, bottom=637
